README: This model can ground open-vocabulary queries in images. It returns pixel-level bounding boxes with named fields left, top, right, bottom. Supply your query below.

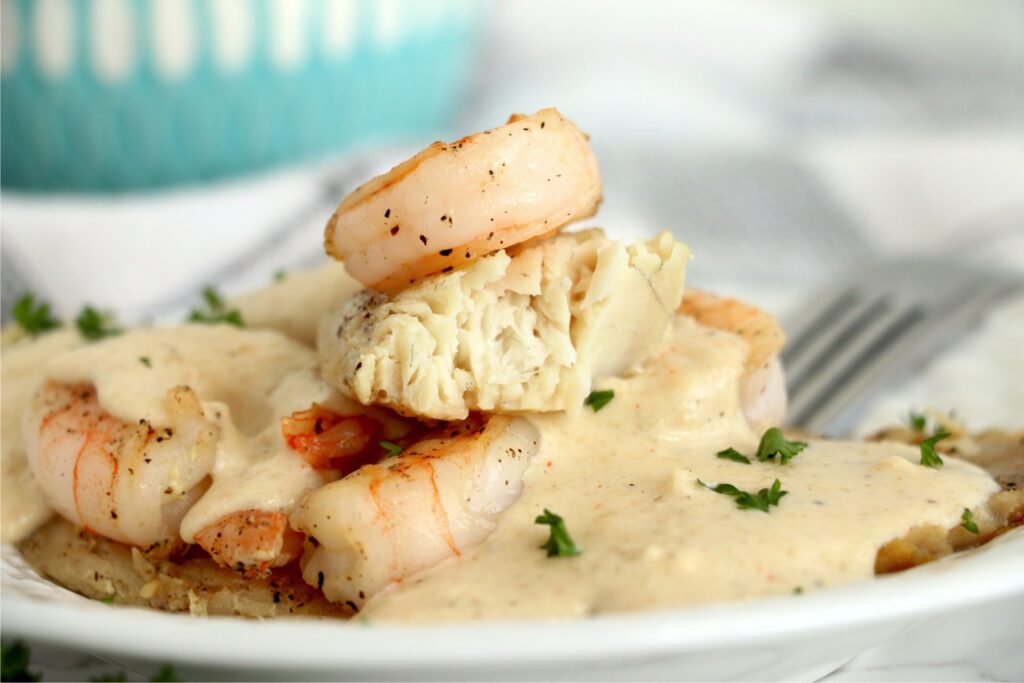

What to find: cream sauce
left=1, top=330, right=83, bottom=543
left=362, top=317, right=999, bottom=621
left=44, top=325, right=314, bottom=428
left=177, top=366, right=337, bottom=542
left=234, top=261, right=363, bottom=346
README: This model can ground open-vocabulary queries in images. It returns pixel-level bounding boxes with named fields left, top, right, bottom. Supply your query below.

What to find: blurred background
left=2, top=0, right=1024, bottom=429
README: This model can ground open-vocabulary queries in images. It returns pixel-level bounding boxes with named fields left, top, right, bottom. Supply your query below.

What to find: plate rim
left=3, top=530, right=1023, bottom=673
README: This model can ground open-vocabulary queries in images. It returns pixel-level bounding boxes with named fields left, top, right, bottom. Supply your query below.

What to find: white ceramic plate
left=2, top=527, right=1022, bottom=682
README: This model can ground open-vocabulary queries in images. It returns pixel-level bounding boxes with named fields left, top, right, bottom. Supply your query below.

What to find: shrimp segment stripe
left=426, top=461, right=461, bottom=557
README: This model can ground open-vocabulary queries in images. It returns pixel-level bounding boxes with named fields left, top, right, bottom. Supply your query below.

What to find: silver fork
left=781, top=257, right=1023, bottom=436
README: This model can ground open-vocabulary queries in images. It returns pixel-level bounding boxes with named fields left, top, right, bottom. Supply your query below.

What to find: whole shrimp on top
left=325, top=108, right=601, bottom=291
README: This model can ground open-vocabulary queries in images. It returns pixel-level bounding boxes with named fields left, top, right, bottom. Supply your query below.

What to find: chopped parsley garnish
left=535, top=508, right=580, bottom=557
left=150, top=664, right=182, bottom=682
left=698, top=478, right=787, bottom=512
left=139, top=356, right=152, bottom=368
left=960, top=508, right=979, bottom=534
left=919, top=429, right=950, bottom=468
left=716, top=447, right=751, bottom=464
left=906, top=411, right=927, bottom=431
left=793, top=586, right=804, bottom=595
left=12, top=293, right=60, bottom=337
left=187, top=287, right=244, bottom=327
left=718, top=428, right=807, bottom=467
left=273, top=269, right=287, bottom=282
left=379, top=440, right=403, bottom=456
left=1, top=640, right=40, bottom=681
left=99, top=595, right=115, bottom=605
left=75, top=305, right=121, bottom=341
left=755, top=427, right=808, bottom=465
left=583, top=389, right=614, bottom=412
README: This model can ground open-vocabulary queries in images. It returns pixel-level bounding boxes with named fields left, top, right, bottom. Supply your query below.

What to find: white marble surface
left=825, top=594, right=1024, bottom=681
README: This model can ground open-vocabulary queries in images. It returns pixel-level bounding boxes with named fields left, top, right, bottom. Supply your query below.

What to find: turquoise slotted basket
left=0, top=0, right=483, bottom=192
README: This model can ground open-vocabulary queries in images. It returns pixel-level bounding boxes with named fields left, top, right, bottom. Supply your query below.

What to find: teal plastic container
left=0, top=0, right=482, bottom=192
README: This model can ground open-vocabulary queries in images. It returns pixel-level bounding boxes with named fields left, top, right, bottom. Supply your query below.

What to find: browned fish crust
left=870, top=427, right=1024, bottom=574
left=18, top=519, right=351, bottom=618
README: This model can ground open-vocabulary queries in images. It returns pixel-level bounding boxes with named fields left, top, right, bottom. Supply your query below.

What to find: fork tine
left=781, top=287, right=859, bottom=368
left=784, top=294, right=892, bottom=397
left=783, top=263, right=1023, bottom=435
left=788, top=305, right=926, bottom=432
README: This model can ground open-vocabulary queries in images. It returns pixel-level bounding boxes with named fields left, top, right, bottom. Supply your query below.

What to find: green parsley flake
left=1, top=640, right=40, bottom=682
left=919, top=429, right=949, bottom=468
left=99, top=595, right=115, bottom=605
left=583, top=389, right=615, bottom=412
left=698, top=478, right=788, bottom=512
left=273, top=269, right=287, bottom=282
left=906, top=411, right=927, bottom=431
left=755, top=427, right=808, bottom=465
left=960, top=508, right=979, bottom=534
left=12, top=293, right=60, bottom=337
left=139, top=356, right=152, bottom=368
left=535, top=508, right=581, bottom=557
left=379, top=440, right=403, bottom=456
left=75, top=305, right=122, bottom=341
left=716, top=447, right=751, bottom=464
left=187, top=287, right=244, bottom=327
left=150, top=664, right=182, bottom=682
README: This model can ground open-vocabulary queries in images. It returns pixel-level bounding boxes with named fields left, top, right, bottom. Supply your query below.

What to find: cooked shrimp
left=184, top=447, right=329, bottom=577
left=23, top=381, right=217, bottom=550
left=189, top=403, right=402, bottom=577
left=25, top=327, right=374, bottom=577
left=280, top=403, right=383, bottom=473
left=679, top=290, right=785, bottom=372
left=193, top=509, right=305, bottom=577
left=678, top=290, right=788, bottom=429
left=738, top=355, right=787, bottom=431
left=325, top=108, right=601, bottom=291
left=291, top=415, right=540, bottom=607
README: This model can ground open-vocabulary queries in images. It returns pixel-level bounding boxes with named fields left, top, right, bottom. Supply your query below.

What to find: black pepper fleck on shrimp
left=324, top=108, right=601, bottom=292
